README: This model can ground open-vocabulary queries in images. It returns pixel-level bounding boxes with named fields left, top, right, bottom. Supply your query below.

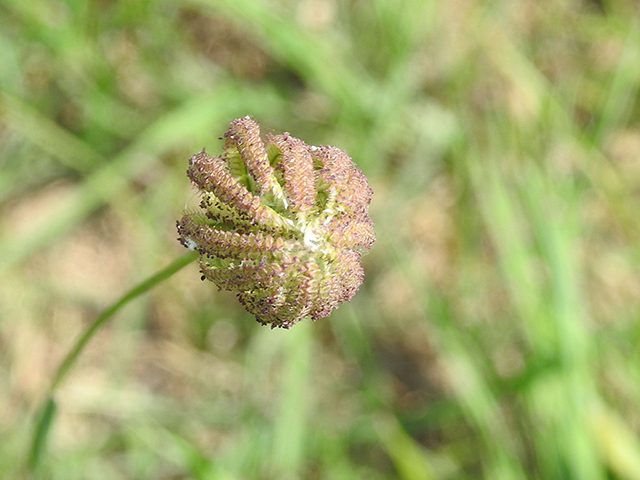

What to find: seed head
left=177, top=117, right=375, bottom=328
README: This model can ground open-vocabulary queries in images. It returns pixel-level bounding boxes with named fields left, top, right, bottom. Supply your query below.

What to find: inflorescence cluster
left=177, top=117, right=375, bottom=328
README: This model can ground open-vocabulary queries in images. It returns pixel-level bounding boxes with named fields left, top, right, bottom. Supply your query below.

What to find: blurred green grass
left=1, top=0, right=640, bottom=478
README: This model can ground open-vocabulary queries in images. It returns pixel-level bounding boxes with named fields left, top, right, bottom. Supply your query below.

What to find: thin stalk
left=29, top=251, right=198, bottom=469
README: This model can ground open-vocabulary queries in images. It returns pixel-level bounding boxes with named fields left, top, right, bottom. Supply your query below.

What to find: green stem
left=29, top=251, right=198, bottom=469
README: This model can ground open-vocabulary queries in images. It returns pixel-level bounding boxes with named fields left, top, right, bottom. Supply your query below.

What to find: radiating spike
left=177, top=216, right=296, bottom=260
left=269, top=133, right=316, bottom=217
left=225, top=117, right=284, bottom=201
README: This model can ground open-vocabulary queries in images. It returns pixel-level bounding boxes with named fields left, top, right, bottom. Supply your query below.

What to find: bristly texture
left=177, top=116, right=375, bottom=329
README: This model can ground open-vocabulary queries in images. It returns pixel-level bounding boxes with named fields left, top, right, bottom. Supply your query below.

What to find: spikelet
left=177, top=117, right=375, bottom=328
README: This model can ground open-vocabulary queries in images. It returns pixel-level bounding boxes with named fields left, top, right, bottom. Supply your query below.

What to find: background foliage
left=2, top=0, right=640, bottom=478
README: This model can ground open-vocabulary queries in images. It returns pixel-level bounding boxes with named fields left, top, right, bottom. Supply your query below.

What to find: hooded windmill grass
left=177, top=117, right=375, bottom=328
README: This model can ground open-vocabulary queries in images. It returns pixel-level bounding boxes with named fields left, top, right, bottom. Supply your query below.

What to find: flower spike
left=177, top=117, right=375, bottom=328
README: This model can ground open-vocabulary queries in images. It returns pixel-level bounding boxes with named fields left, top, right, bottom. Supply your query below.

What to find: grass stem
left=28, top=251, right=198, bottom=470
